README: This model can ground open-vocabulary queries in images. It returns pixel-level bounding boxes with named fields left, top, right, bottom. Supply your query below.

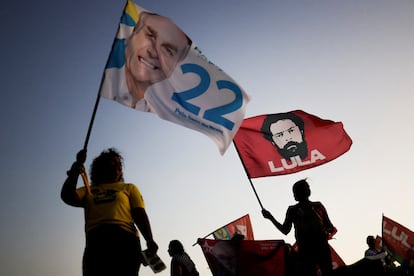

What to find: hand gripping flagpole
left=232, top=140, right=264, bottom=210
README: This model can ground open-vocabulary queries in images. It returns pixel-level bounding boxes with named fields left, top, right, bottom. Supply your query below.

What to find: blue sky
left=1, top=0, right=414, bottom=275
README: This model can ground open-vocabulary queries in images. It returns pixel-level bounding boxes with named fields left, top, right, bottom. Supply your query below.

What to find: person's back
left=288, top=201, right=331, bottom=247
left=262, top=179, right=335, bottom=276
left=168, top=240, right=199, bottom=276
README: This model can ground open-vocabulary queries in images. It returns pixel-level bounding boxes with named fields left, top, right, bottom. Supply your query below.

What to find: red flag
left=213, top=214, right=254, bottom=240
left=382, top=215, right=414, bottom=264
left=233, top=110, right=352, bottom=178
left=330, top=244, right=346, bottom=269
left=292, top=242, right=346, bottom=270
left=198, top=238, right=285, bottom=276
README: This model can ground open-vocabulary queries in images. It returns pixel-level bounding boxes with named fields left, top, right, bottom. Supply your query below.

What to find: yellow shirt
left=76, top=182, right=145, bottom=235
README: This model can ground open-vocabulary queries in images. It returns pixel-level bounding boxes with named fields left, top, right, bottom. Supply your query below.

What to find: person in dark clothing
left=262, top=179, right=336, bottom=276
left=168, top=240, right=199, bottom=276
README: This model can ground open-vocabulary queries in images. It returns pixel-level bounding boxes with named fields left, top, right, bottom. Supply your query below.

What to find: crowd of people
left=61, top=148, right=412, bottom=275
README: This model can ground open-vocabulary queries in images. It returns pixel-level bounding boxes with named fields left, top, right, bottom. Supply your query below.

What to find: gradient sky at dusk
left=1, top=1, right=413, bottom=275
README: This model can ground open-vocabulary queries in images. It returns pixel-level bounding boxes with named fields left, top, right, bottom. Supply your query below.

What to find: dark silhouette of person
left=261, top=112, right=308, bottom=160
left=168, top=240, right=199, bottom=276
left=365, top=235, right=381, bottom=257
left=262, top=179, right=335, bottom=276
left=61, top=148, right=159, bottom=276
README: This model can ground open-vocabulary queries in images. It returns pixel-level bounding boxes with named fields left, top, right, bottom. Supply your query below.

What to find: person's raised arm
left=61, top=149, right=86, bottom=207
left=262, top=208, right=292, bottom=235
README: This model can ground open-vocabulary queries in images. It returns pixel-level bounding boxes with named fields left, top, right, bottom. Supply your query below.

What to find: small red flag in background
left=233, top=110, right=352, bottom=178
left=330, top=244, right=346, bottom=269
left=198, top=238, right=285, bottom=276
left=213, top=214, right=254, bottom=240
left=383, top=215, right=414, bottom=264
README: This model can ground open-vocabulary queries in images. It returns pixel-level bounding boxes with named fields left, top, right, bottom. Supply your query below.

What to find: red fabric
left=292, top=242, right=346, bottom=270
left=383, top=215, right=414, bottom=263
left=233, top=110, right=352, bottom=178
left=213, top=214, right=254, bottom=240
left=330, top=244, right=346, bottom=269
left=198, top=238, right=285, bottom=276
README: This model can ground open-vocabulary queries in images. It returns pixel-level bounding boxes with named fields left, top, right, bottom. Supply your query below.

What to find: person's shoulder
left=311, top=201, right=324, bottom=207
left=124, top=183, right=143, bottom=193
left=123, top=182, right=138, bottom=189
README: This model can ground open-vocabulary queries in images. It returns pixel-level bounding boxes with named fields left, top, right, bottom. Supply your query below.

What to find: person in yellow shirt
left=61, top=148, right=158, bottom=276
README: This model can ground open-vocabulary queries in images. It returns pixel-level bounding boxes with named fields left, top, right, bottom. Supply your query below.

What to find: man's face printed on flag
left=269, top=118, right=308, bottom=160
left=124, top=12, right=190, bottom=100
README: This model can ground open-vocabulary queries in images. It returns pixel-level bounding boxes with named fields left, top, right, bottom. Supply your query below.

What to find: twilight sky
left=1, top=0, right=413, bottom=275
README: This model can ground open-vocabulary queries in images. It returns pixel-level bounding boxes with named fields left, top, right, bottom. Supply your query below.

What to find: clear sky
left=1, top=0, right=413, bottom=275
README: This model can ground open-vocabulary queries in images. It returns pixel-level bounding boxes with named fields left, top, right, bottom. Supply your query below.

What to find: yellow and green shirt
left=76, top=182, right=145, bottom=236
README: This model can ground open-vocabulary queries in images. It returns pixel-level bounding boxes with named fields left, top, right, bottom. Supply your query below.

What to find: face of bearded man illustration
left=261, top=112, right=308, bottom=160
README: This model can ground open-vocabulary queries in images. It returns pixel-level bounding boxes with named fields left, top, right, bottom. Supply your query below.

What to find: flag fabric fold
left=99, top=0, right=249, bottom=155
left=233, top=110, right=352, bottom=178
left=382, top=215, right=414, bottom=264
left=212, top=214, right=254, bottom=240
left=330, top=244, right=346, bottom=269
left=198, top=238, right=285, bottom=276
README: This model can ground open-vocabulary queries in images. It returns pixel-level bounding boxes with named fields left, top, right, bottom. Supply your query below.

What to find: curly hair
left=261, top=112, right=305, bottom=142
left=90, top=148, right=124, bottom=185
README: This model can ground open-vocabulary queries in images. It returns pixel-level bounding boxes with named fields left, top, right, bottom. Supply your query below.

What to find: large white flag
left=100, top=0, right=250, bottom=154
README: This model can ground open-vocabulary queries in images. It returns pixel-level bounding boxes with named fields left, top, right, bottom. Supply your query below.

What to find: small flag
left=330, top=245, right=346, bottom=269
left=383, top=215, right=414, bottom=264
left=99, top=0, right=249, bottom=155
left=198, top=238, right=285, bottom=276
left=213, top=214, right=254, bottom=240
left=233, top=110, right=352, bottom=178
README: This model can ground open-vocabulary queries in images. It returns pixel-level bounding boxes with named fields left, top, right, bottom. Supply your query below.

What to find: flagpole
left=381, top=213, right=385, bottom=252
left=80, top=0, right=126, bottom=186
left=232, top=140, right=264, bottom=210
left=82, top=0, right=126, bottom=151
left=83, top=79, right=103, bottom=151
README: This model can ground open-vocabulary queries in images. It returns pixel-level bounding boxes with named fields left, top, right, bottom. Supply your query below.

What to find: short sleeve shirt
left=76, top=182, right=145, bottom=235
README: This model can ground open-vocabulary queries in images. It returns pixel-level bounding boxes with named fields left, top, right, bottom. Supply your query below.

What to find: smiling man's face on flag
left=125, top=12, right=190, bottom=104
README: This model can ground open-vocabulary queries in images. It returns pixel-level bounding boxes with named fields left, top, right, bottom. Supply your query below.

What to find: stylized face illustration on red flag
left=233, top=110, right=352, bottom=178
left=261, top=112, right=308, bottom=160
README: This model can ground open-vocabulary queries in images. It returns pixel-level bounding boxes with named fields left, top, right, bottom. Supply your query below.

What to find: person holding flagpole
left=168, top=240, right=199, bottom=276
left=61, top=148, right=159, bottom=276
left=262, top=179, right=336, bottom=276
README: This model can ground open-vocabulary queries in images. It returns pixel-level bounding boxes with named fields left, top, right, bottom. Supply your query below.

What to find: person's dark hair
left=168, top=240, right=185, bottom=255
left=367, top=235, right=375, bottom=247
left=90, top=148, right=124, bottom=185
left=293, top=178, right=311, bottom=199
left=261, top=112, right=305, bottom=142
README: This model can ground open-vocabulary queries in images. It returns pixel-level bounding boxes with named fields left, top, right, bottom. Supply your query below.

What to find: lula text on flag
left=383, top=215, right=414, bottom=264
